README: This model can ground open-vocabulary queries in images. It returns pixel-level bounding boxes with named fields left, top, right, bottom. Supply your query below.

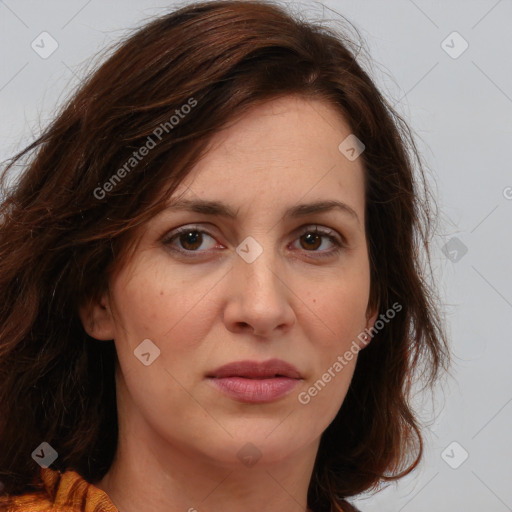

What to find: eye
left=162, top=226, right=221, bottom=255
left=291, top=226, right=344, bottom=258
left=161, top=224, right=345, bottom=258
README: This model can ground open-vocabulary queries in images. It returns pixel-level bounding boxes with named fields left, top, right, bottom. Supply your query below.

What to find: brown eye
left=178, top=230, right=203, bottom=251
left=300, top=232, right=322, bottom=250
left=163, top=227, right=219, bottom=254
left=292, top=226, right=344, bottom=258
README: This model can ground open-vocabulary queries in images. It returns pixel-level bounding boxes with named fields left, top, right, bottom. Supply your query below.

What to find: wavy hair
left=0, top=1, right=449, bottom=510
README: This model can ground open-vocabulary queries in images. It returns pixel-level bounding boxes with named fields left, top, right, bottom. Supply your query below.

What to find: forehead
left=169, top=95, right=366, bottom=220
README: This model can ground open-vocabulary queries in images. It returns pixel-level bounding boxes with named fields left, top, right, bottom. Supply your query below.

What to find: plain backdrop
left=1, top=1, right=511, bottom=510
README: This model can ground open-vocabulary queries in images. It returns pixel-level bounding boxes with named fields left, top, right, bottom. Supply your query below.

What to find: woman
left=0, top=1, right=449, bottom=511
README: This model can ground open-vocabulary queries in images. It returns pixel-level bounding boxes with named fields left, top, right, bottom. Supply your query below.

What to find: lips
left=207, top=358, right=301, bottom=379
left=207, top=359, right=302, bottom=403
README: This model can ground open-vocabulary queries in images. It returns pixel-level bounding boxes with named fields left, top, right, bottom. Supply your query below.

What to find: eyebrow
left=165, top=198, right=360, bottom=224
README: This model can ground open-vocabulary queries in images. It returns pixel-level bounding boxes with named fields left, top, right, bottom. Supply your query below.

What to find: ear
left=357, top=303, right=380, bottom=351
left=79, top=292, right=115, bottom=341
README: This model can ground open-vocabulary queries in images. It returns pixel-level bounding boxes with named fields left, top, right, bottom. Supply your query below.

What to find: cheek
left=296, top=270, right=369, bottom=418
left=109, top=256, right=220, bottom=362
left=304, top=270, right=370, bottom=348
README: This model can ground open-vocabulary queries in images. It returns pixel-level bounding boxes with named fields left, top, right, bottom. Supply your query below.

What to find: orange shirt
left=0, top=467, right=118, bottom=512
left=0, top=468, right=362, bottom=512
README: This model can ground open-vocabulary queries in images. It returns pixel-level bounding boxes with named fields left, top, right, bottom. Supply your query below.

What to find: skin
left=81, top=95, right=378, bottom=512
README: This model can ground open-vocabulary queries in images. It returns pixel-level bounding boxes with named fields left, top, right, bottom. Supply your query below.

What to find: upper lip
left=207, top=358, right=301, bottom=379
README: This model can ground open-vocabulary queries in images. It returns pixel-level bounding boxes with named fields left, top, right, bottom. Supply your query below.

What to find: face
left=82, top=95, right=378, bottom=469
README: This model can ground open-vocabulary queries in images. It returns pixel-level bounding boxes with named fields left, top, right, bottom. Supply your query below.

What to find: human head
left=0, top=1, right=448, bottom=509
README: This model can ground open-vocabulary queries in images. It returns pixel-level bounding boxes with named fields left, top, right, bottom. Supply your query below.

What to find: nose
left=222, top=244, right=296, bottom=338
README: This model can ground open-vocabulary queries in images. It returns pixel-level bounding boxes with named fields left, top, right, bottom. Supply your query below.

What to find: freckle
left=160, top=290, right=164, bottom=296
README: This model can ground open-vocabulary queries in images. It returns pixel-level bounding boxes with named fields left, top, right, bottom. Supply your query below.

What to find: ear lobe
left=79, top=293, right=115, bottom=341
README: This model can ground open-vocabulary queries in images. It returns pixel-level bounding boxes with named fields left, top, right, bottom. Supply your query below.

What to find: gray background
left=1, top=0, right=511, bottom=510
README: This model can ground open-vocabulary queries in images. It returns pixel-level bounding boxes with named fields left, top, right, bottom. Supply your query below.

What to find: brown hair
left=0, top=0, right=449, bottom=510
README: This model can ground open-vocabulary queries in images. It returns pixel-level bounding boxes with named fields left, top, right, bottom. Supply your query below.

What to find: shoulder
left=0, top=467, right=118, bottom=512
left=0, top=486, right=55, bottom=511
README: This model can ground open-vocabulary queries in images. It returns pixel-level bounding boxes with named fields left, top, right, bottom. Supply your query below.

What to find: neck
left=93, top=381, right=320, bottom=512
left=96, top=435, right=318, bottom=512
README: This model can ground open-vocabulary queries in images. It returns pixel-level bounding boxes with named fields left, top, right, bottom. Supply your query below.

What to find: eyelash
left=161, top=225, right=345, bottom=259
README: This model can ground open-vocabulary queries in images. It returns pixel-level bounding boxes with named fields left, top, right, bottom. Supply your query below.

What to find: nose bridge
left=235, top=234, right=281, bottom=296
left=225, top=233, right=294, bottom=336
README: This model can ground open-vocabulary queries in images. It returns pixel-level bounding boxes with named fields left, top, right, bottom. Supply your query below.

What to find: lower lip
left=208, top=377, right=300, bottom=403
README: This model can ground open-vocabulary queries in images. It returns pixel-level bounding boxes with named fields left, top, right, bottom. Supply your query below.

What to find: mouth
left=206, top=358, right=302, bottom=403
left=207, top=358, right=302, bottom=379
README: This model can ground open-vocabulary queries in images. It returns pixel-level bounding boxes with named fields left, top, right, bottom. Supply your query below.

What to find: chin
left=205, top=428, right=314, bottom=469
